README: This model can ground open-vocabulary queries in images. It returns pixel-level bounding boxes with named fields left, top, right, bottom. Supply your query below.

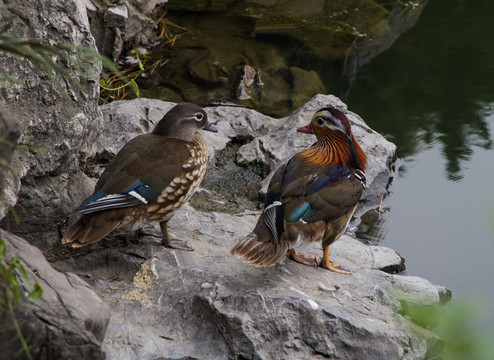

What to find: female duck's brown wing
left=77, top=134, right=194, bottom=214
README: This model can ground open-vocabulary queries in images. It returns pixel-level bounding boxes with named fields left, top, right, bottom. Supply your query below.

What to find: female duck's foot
left=162, top=238, right=194, bottom=251
left=137, top=225, right=161, bottom=238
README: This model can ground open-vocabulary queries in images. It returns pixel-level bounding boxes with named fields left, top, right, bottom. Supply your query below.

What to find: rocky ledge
left=41, top=95, right=448, bottom=360
left=0, top=0, right=449, bottom=358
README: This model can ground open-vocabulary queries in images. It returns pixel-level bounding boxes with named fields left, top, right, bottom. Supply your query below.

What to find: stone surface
left=0, top=104, right=21, bottom=218
left=130, top=0, right=169, bottom=15
left=46, top=97, right=445, bottom=360
left=0, top=0, right=103, bottom=248
left=1, top=230, right=110, bottom=360
left=51, top=203, right=448, bottom=360
left=104, top=5, right=129, bottom=28
left=87, top=0, right=159, bottom=60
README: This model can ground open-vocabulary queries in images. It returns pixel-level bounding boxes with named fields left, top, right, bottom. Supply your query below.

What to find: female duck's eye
left=316, top=117, right=324, bottom=126
left=195, top=112, right=204, bottom=121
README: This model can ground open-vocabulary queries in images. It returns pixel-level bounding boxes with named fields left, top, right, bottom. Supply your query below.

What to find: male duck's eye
left=316, top=117, right=324, bottom=126
left=194, top=112, right=204, bottom=121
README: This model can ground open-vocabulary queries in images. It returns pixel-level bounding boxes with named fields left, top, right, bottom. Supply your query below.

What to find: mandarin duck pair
left=63, top=103, right=366, bottom=274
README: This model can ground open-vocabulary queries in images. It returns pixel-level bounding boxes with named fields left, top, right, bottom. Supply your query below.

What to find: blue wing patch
left=286, top=202, right=311, bottom=222
left=284, top=166, right=352, bottom=224
left=306, top=167, right=351, bottom=193
left=77, top=180, right=160, bottom=215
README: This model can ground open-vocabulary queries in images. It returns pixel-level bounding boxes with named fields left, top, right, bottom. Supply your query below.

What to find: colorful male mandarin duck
left=63, top=102, right=217, bottom=251
left=230, top=107, right=367, bottom=274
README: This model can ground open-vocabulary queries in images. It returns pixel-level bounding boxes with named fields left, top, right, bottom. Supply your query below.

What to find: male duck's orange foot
left=162, top=238, right=195, bottom=251
left=320, top=261, right=352, bottom=275
left=287, top=249, right=321, bottom=267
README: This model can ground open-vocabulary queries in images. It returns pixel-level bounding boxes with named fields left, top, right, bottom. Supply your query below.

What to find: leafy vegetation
left=0, top=233, right=43, bottom=359
left=98, top=10, right=180, bottom=104
left=99, top=50, right=168, bottom=103
left=401, top=298, right=494, bottom=360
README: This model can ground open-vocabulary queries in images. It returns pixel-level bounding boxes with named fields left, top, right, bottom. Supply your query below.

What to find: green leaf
left=0, top=239, right=6, bottom=260
left=27, top=283, right=43, bottom=301
left=14, top=347, right=25, bottom=357
left=8, top=207, right=19, bottom=224
left=10, top=256, right=20, bottom=269
left=137, top=53, right=144, bottom=71
left=99, top=78, right=106, bottom=87
left=16, top=262, right=30, bottom=283
left=11, top=283, right=20, bottom=304
left=130, top=79, right=140, bottom=97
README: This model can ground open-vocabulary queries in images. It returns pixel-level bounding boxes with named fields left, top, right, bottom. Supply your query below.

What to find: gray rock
left=104, top=5, right=129, bottom=28
left=1, top=230, right=110, bottom=360
left=87, top=1, right=158, bottom=60
left=98, top=98, right=175, bottom=157
left=129, top=0, right=169, bottom=15
left=48, top=97, right=443, bottom=360
left=0, top=0, right=102, bottom=249
left=231, top=65, right=264, bottom=100
left=51, top=203, right=447, bottom=360
left=0, top=104, right=20, bottom=218
left=85, top=0, right=98, bottom=12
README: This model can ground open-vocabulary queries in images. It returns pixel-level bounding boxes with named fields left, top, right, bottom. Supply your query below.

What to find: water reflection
left=138, top=0, right=426, bottom=117
left=345, top=0, right=494, bottom=181
left=346, top=0, right=494, bottom=328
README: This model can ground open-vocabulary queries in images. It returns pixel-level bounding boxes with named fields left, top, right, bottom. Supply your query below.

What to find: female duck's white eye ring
left=195, top=112, right=204, bottom=121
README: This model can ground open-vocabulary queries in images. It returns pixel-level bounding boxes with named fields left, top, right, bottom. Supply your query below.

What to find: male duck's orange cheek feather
left=298, top=141, right=352, bottom=167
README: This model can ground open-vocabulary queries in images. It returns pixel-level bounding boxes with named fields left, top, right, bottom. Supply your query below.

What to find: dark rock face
left=1, top=230, right=110, bottom=360
left=86, top=0, right=161, bottom=61
left=0, top=0, right=102, bottom=249
left=0, top=105, right=20, bottom=217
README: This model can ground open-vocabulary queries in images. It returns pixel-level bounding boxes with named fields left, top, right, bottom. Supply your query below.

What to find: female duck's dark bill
left=204, top=122, right=218, bottom=132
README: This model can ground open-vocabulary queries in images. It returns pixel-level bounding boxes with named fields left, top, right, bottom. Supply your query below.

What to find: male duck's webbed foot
left=319, top=260, right=351, bottom=275
left=287, top=248, right=320, bottom=267
left=287, top=247, right=351, bottom=274
left=160, top=221, right=194, bottom=251
left=319, top=245, right=351, bottom=275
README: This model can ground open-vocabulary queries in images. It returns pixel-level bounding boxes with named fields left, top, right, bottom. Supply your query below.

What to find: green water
left=346, top=0, right=494, bottom=321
